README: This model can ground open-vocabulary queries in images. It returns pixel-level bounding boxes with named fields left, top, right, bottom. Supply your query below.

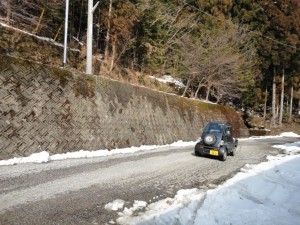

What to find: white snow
left=115, top=190, right=206, bottom=225
left=239, top=132, right=300, bottom=140
left=105, top=199, right=126, bottom=211
left=149, top=75, right=185, bottom=88
left=273, top=141, right=300, bottom=154
left=0, top=141, right=194, bottom=166
left=113, top=135, right=300, bottom=225
left=191, top=98, right=217, bottom=105
left=119, top=200, right=148, bottom=217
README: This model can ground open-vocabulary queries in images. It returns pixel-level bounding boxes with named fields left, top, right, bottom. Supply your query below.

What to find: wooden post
left=53, top=24, right=63, bottom=42
left=34, top=8, right=45, bottom=34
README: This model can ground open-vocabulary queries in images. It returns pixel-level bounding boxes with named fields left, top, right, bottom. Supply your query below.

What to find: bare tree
left=104, top=0, right=112, bottom=61
left=180, top=24, right=256, bottom=103
left=6, top=0, right=11, bottom=23
left=0, top=1, right=63, bottom=38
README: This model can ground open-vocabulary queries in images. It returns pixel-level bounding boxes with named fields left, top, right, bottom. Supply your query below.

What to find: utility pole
left=63, top=0, right=69, bottom=68
left=86, top=0, right=99, bottom=74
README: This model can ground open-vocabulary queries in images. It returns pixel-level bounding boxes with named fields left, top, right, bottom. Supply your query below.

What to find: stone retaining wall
left=0, top=55, right=247, bottom=160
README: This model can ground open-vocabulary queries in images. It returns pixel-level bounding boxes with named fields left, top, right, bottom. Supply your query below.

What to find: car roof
left=207, top=121, right=230, bottom=126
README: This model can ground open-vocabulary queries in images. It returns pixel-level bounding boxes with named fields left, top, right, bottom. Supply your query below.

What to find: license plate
left=210, top=150, right=219, bottom=156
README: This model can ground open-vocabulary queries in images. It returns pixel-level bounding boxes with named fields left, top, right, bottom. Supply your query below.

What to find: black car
left=194, top=122, right=238, bottom=161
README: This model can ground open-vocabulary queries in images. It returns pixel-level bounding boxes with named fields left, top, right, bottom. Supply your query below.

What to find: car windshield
left=204, top=123, right=223, bottom=133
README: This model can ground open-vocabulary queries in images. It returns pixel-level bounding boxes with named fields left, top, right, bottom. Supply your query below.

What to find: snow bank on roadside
left=279, top=132, right=300, bottom=137
left=239, top=132, right=300, bottom=140
left=1, top=132, right=299, bottom=166
left=0, top=141, right=194, bottom=166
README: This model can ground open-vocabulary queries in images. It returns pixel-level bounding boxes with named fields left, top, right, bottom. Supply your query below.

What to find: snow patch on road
left=115, top=189, right=206, bottom=225
left=105, top=199, right=126, bottom=211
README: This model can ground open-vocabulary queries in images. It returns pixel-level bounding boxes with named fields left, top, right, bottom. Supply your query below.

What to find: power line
left=182, top=1, right=298, bottom=50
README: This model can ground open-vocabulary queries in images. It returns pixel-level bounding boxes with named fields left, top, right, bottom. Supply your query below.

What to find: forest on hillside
left=0, top=0, right=299, bottom=127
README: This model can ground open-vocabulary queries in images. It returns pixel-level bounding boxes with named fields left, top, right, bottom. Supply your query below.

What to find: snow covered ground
left=1, top=133, right=299, bottom=225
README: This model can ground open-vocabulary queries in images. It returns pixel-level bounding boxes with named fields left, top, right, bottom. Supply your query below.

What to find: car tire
left=203, top=134, right=217, bottom=145
left=194, top=150, right=201, bottom=157
left=231, top=147, right=236, bottom=156
left=194, top=143, right=202, bottom=157
left=220, top=148, right=227, bottom=161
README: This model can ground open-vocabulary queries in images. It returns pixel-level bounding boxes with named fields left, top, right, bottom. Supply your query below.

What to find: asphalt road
left=0, top=137, right=298, bottom=225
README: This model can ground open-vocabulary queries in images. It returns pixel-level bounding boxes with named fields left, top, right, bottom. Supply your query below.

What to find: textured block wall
left=0, top=56, right=246, bottom=160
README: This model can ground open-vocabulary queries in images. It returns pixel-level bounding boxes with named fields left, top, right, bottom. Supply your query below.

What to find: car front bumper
left=195, top=142, right=225, bottom=157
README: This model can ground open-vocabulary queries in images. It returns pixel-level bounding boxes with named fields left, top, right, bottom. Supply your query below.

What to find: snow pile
left=105, top=199, right=126, bottom=211
left=0, top=141, right=195, bottom=166
left=114, top=140, right=300, bottom=225
left=116, top=189, right=206, bottom=225
left=119, top=200, right=148, bottom=218
left=273, top=141, right=300, bottom=154
left=279, top=132, right=300, bottom=137
left=0, top=151, right=51, bottom=165
left=149, top=75, right=185, bottom=88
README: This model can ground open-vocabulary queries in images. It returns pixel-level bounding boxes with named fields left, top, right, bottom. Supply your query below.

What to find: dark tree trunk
left=104, top=0, right=112, bottom=60
left=271, top=68, right=277, bottom=128
left=263, top=87, right=267, bottom=119
left=279, top=68, right=285, bottom=127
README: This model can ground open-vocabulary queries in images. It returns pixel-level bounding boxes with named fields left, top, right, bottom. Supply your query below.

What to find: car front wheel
left=220, top=148, right=227, bottom=161
left=194, top=143, right=202, bottom=157
left=195, top=150, right=201, bottom=157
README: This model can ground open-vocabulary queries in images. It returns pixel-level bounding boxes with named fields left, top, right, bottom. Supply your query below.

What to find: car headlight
left=219, top=140, right=224, bottom=146
left=196, top=137, right=202, bottom=142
